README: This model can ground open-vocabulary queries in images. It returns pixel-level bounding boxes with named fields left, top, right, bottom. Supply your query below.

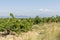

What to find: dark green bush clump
left=0, top=13, right=33, bottom=34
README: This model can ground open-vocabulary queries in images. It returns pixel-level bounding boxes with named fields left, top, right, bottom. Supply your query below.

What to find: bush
left=0, top=13, right=33, bottom=34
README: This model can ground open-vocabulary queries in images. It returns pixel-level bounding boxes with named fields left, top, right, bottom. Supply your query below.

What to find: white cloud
left=39, top=8, right=52, bottom=12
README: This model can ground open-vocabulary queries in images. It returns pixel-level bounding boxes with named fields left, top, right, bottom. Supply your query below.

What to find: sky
left=0, top=0, right=60, bottom=17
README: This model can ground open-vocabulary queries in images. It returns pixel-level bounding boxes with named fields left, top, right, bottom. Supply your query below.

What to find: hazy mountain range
left=0, top=14, right=58, bottom=18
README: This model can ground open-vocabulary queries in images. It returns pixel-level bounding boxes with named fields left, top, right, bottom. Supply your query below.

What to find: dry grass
left=0, top=22, right=60, bottom=40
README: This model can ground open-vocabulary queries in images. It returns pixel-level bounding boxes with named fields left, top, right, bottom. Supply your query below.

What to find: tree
left=10, top=13, right=15, bottom=18
left=34, top=16, right=41, bottom=24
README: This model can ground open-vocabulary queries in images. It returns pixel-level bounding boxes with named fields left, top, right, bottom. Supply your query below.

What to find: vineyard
left=0, top=13, right=60, bottom=34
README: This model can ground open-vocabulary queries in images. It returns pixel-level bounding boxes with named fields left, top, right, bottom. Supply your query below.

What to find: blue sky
left=0, top=0, right=60, bottom=17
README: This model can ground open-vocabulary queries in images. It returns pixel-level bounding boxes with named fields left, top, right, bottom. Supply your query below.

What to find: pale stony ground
left=0, top=31, right=39, bottom=40
left=0, top=22, right=60, bottom=40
